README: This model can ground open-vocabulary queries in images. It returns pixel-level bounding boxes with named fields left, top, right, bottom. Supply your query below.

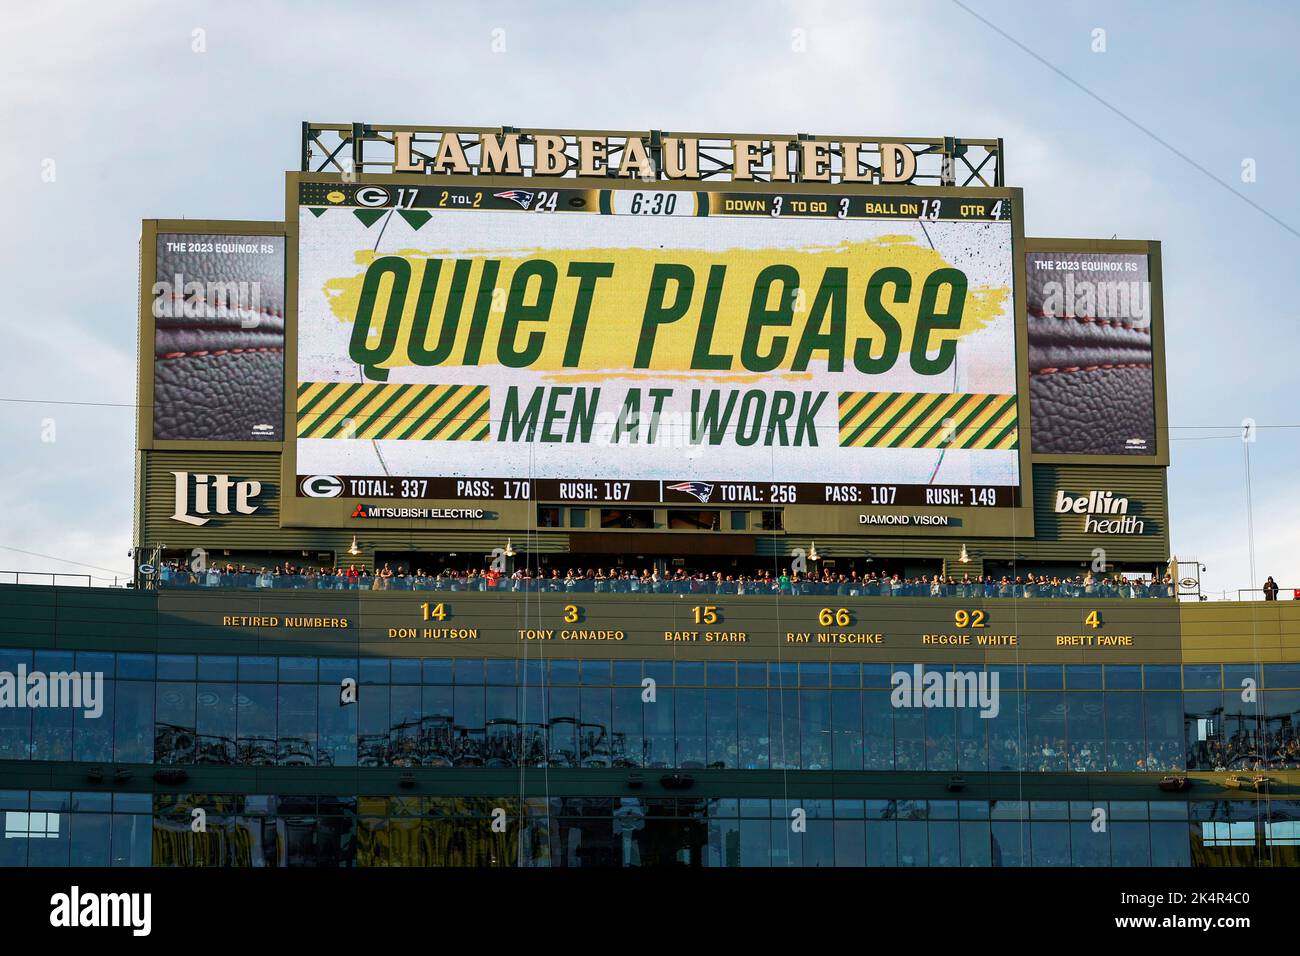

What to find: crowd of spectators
left=157, top=561, right=1176, bottom=599
left=1187, top=730, right=1300, bottom=771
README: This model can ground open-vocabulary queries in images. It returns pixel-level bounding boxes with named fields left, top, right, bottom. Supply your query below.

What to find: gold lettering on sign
left=770, top=141, right=792, bottom=181
left=1056, top=635, right=1134, bottom=647
left=560, top=629, right=625, bottom=641
left=430, top=134, right=471, bottom=174
left=733, top=140, right=765, bottom=180
left=705, top=632, right=748, bottom=643
left=879, top=143, right=917, bottom=183
left=221, top=615, right=351, bottom=629
left=423, top=628, right=478, bottom=640
left=841, top=142, right=871, bottom=182
left=393, top=131, right=423, bottom=173
left=342, top=129, right=936, bottom=184
left=662, top=138, right=699, bottom=179
left=533, top=135, right=568, bottom=175
left=480, top=133, right=522, bottom=174
left=800, top=141, right=832, bottom=182
left=618, top=137, right=654, bottom=178
left=817, top=633, right=882, bottom=644
left=576, top=137, right=608, bottom=177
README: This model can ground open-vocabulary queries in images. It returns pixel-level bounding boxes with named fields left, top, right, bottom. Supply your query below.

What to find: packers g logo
left=355, top=186, right=391, bottom=207
left=302, top=475, right=344, bottom=498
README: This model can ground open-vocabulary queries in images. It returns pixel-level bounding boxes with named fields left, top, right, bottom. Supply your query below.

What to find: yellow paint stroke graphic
left=322, top=236, right=1009, bottom=376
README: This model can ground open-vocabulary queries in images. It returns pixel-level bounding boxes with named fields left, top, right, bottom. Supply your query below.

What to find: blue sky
left=1, top=0, right=1296, bottom=596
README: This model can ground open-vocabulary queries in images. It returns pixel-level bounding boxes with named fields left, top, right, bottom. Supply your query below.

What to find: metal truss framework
left=302, top=122, right=1004, bottom=188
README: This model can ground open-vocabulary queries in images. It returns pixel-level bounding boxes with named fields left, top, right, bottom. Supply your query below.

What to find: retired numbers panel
left=156, top=591, right=1181, bottom=664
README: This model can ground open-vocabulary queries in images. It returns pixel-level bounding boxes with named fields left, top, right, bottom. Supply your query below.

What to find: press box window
left=1266, top=821, right=1300, bottom=846
left=601, top=509, right=653, bottom=529
left=761, top=509, right=784, bottom=531
left=5, top=811, right=59, bottom=839
left=537, top=507, right=560, bottom=528
left=668, top=510, right=720, bottom=530
left=569, top=508, right=588, bottom=528
left=729, top=511, right=748, bottom=531
left=1201, top=821, right=1255, bottom=847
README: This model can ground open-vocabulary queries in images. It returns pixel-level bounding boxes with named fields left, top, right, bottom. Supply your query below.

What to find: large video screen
left=1025, top=250, right=1156, bottom=456
left=152, top=233, right=285, bottom=441
left=295, top=185, right=1018, bottom=508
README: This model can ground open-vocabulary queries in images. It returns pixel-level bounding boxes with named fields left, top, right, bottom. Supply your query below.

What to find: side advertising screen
left=1025, top=248, right=1160, bottom=457
left=151, top=233, right=286, bottom=441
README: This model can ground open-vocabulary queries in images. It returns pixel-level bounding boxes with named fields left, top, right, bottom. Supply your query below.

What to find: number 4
left=1085, top=610, right=1102, bottom=628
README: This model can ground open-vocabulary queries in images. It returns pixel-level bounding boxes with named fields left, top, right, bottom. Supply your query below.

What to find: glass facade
left=2, top=644, right=1297, bottom=867
left=3, top=649, right=1298, bottom=773
left=6, top=790, right=1300, bottom=867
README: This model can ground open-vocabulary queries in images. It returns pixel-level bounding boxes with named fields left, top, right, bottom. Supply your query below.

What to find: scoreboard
left=287, top=174, right=1031, bottom=534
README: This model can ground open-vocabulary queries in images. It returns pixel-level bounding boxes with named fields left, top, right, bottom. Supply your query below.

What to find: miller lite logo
left=171, top=472, right=262, bottom=526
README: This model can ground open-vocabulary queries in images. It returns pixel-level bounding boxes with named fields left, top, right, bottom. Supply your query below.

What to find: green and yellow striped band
left=837, top=391, right=1018, bottom=450
left=296, top=381, right=491, bottom=441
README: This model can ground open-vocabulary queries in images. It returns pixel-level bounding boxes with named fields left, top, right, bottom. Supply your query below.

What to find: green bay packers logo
left=301, top=475, right=344, bottom=498
left=355, top=186, right=391, bottom=207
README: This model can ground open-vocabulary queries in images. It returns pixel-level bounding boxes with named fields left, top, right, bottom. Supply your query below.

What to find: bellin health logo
left=1054, top=490, right=1145, bottom=535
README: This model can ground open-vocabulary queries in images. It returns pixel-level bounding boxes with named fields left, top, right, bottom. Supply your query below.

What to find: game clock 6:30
left=612, top=191, right=693, bottom=216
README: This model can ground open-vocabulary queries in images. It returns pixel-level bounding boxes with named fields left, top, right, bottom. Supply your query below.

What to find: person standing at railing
left=1264, top=576, right=1280, bottom=600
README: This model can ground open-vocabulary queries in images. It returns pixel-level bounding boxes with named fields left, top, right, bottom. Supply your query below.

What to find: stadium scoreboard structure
left=136, top=124, right=1169, bottom=570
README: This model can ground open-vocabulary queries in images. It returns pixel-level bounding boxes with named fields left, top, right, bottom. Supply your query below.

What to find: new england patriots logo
left=666, top=481, right=715, bottom=503
left=494, top=189, right=534, bottom=209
